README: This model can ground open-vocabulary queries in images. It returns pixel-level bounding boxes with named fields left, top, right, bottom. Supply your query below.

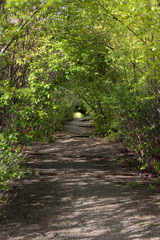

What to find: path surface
left=0, top=118, right=160, bottom=240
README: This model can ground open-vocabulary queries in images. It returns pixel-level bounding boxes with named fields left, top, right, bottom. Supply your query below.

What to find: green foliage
left=148, top=183, right=156, bottom=191
left=1, top=0, right=160, bottom=197
left=127, top=181, right=140, bottom=188
left=0, top=0, right=75, bottom=197
left=0, top=133, right=26, bottom=195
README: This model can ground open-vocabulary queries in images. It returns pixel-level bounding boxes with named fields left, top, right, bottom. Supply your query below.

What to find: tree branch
left=1, top=10, right=39, bottom=54
left=97, top=1, right=146, bottom=44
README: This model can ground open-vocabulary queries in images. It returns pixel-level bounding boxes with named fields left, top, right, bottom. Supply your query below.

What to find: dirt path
left=0, top=118, right=160, bottom=240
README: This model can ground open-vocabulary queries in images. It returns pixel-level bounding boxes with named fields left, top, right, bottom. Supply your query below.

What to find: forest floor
left=0, top=118, right=160, bottom=240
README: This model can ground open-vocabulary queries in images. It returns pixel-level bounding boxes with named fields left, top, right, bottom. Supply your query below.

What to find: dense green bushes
left=0, top=0, right=76, bottom=196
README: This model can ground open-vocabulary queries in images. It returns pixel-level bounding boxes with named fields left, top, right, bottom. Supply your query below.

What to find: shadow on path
left=0, top=118, right=160, bottom=240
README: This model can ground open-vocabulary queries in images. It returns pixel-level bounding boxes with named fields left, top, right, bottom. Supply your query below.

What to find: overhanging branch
left=97, top=1, right=146, bottom=44
left=1, top=10, right=39, bottom=54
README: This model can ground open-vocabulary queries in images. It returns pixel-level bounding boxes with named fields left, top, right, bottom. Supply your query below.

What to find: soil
left=0, top=117, right=160, bottom=240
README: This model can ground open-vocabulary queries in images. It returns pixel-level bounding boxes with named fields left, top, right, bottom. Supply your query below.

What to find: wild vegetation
left=1, top=0, right=160, bottom=197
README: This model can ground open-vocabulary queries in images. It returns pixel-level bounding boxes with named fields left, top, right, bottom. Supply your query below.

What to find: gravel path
left=0, top=118, right=160, bottom=240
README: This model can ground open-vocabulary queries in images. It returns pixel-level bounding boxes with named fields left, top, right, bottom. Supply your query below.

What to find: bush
left=0, top=134, right=27, bottom=199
